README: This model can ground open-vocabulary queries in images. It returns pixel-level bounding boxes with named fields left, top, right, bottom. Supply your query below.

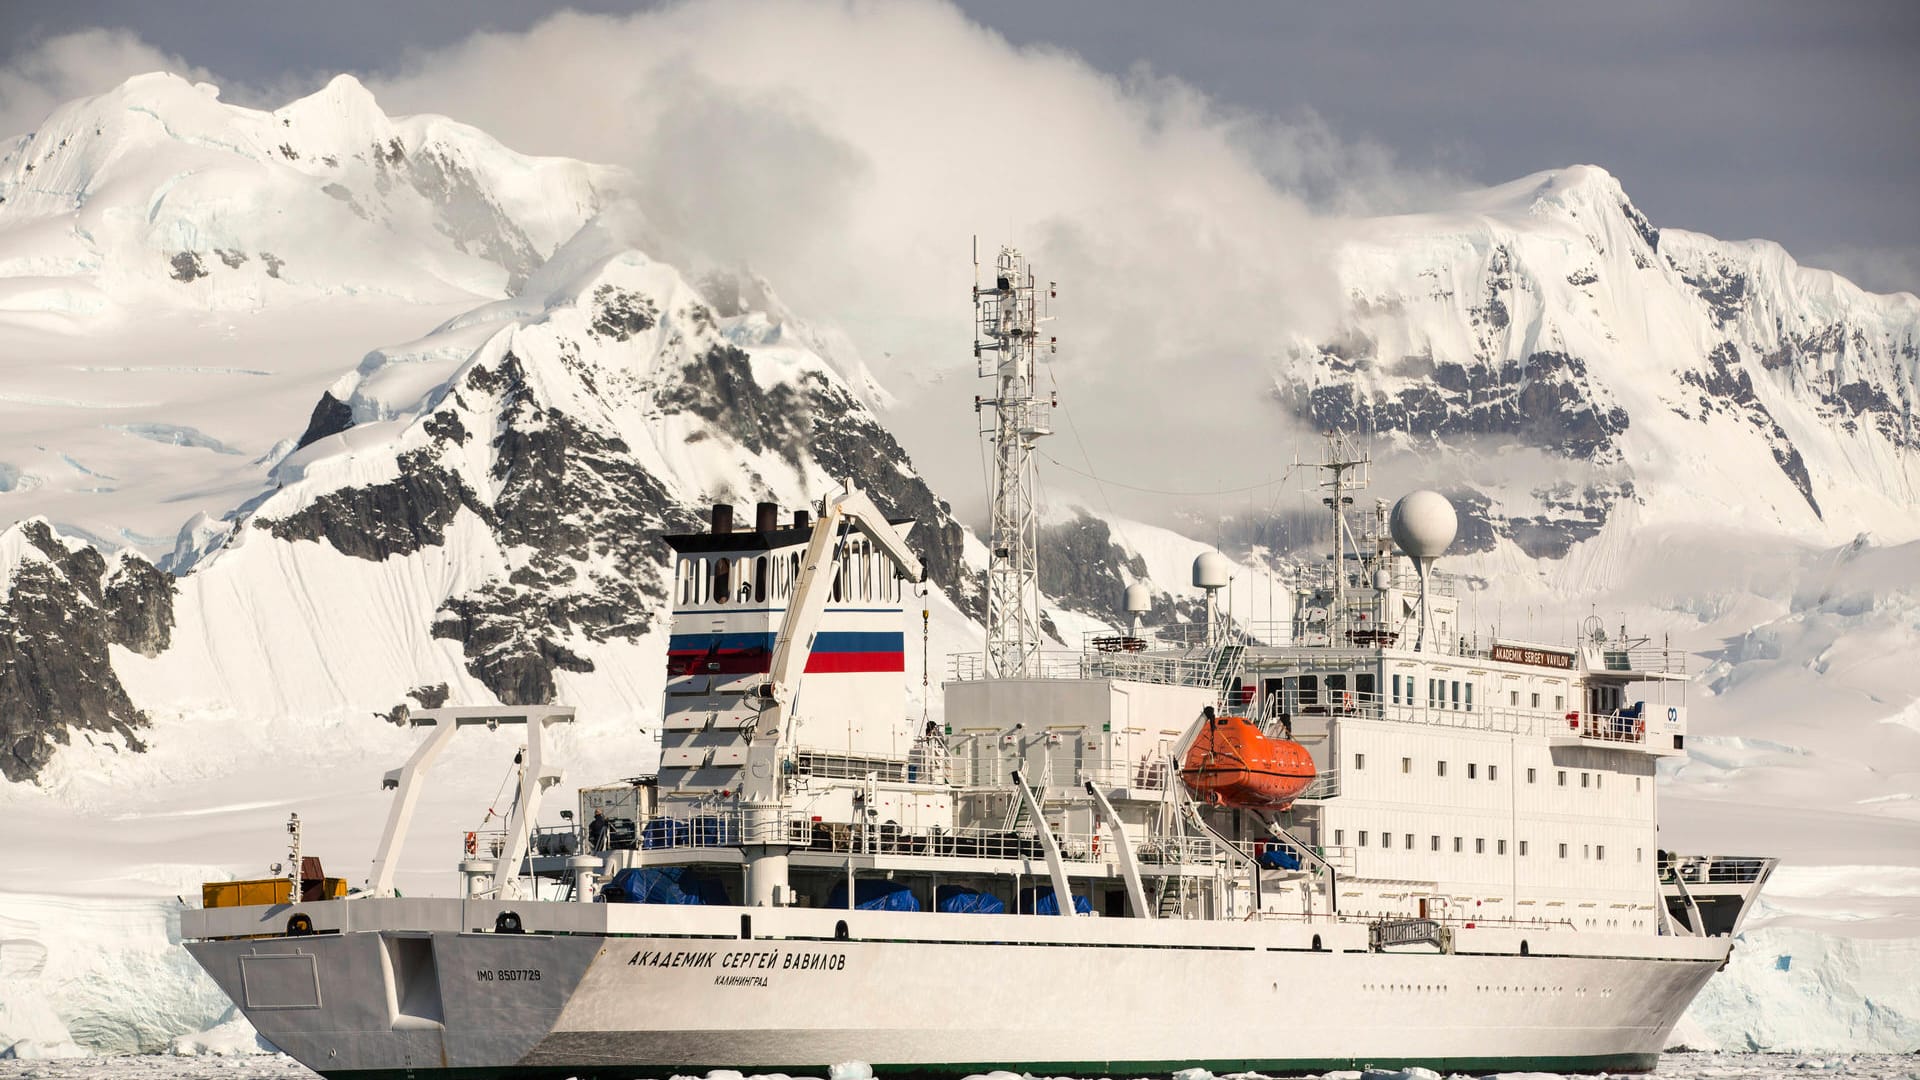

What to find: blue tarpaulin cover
left=827, top=879, right=922, bottom=911
left=1019, top=886, right=1092, bottom=915
left=934, top=886, right=1006, bottom=914
left=1258, top=845, right=1303, bottom=871
left=601, top=866, right=727, bottom=905
left=640, top=818, right=690, bottom=849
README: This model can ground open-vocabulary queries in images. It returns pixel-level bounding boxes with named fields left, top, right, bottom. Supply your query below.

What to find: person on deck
left=588, top=808, right=610, bottom=852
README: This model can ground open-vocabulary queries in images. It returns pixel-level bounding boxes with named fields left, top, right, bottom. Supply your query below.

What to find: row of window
left=1333, top=830, right=1640, bottom=863
left=1350, top=754, right=1641, bottom=793
left=675, top=542, right=905, bottom=607
left=1386, top=675, right=1577, bottom=714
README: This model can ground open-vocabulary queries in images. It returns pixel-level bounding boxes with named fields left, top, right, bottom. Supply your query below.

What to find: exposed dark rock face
left=371, top=139, right=546, bottom=292
left=1038, top=512, right=1147, bottom=620
left=1621, top=199, right=1661, bottom=252
left=295, top=391, right=356, bottom=450
left=1, top=522, right=173, bottom=782
left=801, top=374, right=983, bottom=619
left=1681, top=343, right=1821, bottom=517
left=661, top=344, right=809, bottom=462
left=1300, top=350, right=1630, bottom=462
left=169, top=252, right=206, bottom=282
left=588, top=286, right=659, bottom=342
left=1504, top=481, right=1632, bottom=559
left=407, top=683, right=450, bottom=708
left=430, top=354, right=693, bottom=704
left=1677, top=260, right=1750, bottom=329
left=261, top=449, right=482, bottom=560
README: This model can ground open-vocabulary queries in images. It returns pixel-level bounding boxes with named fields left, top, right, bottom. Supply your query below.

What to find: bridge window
left=1354, top=753, right=1366, bottom=770
left=1498, top=839, right=1507, bottom=855
left=1451, top=681, right=1461, bottom=709
left=1358, top=831, right=1369, bottom=847
left=1465, top=683, right=1474, bottom=711
left=755, top=556, right=768, bottom=603
left=1334, top=829, right=1344, bottom=846
left=1581, top=773, right=1590, bottom=789
left=1527, top=768, right=1537, bottom=783
left=1297, top=675, right=1320, bottom=709
left=1437, top=760, right=1448, bottom=778
left=1356, top=673, right=1375, bottom=704
left=1430, top=835, right=1440, bottom=851
left=1488, top=765, right=1498, bottom=782
left=1405, top=833, right=1415, bottom=848
left=1475, top=838, right=1485, bottom=854
left=1531, top=692, right=1541, bottom=708
left=1391, top=674, right=1402, bottom=703
left=1559, top=843, right=1568, bottom=859
left=1557, top=770, right=1567, bottom=787
left=1520, top=841, right=1529, bottom=856
left=1401, top=757, right=1411, bottom=774
left=1596, top=845, right=1606, bottom=861
left=1468, top=763, right=1478, bottom=780
left=1453, top=837, right=1463, bottom=853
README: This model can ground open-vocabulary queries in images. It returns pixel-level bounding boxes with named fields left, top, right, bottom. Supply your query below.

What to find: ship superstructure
left=180, top=248, right=1774, bottom=1078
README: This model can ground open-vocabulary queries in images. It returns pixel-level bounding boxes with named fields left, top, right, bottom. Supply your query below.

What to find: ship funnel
left=1389, top=491, right=1456, bottom=652
left=711, top=504, right=735, bottom=534
left=755, top=501, right=779, bottom=533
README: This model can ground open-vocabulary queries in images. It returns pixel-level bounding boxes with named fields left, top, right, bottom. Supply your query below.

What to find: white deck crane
left=737, top=482, right=926, bottom=906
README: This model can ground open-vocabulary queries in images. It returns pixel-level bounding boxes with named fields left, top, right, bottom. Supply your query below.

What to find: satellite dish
left=1192, top=552, right=1230, bottom=590
left=1389, top=491, right=1457, bottom=653
left=1389, top=491, right=1457, bottom=559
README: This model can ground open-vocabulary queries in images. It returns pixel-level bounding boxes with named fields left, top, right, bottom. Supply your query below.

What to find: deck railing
left=1660, top=854, right=1771, bottom=885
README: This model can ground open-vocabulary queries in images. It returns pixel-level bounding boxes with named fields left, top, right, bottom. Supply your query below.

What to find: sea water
left=1, top=1055, right=1916, bottom=1080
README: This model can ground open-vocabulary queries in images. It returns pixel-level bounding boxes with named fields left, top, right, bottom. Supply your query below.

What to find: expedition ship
left=182, top=248, right=1774, bottom=1078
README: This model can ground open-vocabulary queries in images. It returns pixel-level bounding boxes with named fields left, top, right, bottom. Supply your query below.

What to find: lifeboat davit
left=1180, top=709, right=1317, bottom=809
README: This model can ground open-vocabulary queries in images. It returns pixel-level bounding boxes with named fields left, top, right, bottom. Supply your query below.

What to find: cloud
left=1801, top=245, right=1920, bottom=301
left=0, top=28, right=218, bottom=141
left=359, top=0, right=1451, bottom=521
left=0, top=2, right=1452, bottom=527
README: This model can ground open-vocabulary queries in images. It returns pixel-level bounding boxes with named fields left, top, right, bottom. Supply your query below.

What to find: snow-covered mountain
left=0, top=73, right=1917, bottom=1057
left=1281, top=165, right=1917, bottom=565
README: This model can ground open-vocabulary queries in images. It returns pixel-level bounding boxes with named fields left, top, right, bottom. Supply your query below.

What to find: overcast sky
left=2, top=0, right=1915, bottom=294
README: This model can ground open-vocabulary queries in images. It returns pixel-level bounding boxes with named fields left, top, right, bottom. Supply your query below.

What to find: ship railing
left=1295, top=769, right=1340, bottom=800
left=947, top=649, right=1216, bottom=687
left=945, top=754, right=1175, bottom=795
left=1659, top=854, right=1772, bottom=885
left=792, top=747, right=952, bottom=785
left=1585, top=643, right=1688, bottom=676
left=1557, top=711, right=1650, bottom=745
left=465, top=825, right=587, bottom=862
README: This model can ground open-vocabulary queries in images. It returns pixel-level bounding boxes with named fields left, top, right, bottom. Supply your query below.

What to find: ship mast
left=1316, top=434, right=1370, bottom=646
left=974, top=243, right=1056, bottom=678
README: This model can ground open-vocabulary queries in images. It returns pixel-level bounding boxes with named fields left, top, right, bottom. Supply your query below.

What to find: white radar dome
left=1390, top=490, right=1458, bottom=560
left=1192, top=552, right=1231, bottom=590
left=1123, top=583, right=1152, bottom=614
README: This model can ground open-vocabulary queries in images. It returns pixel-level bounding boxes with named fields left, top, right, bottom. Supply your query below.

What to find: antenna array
left=974, top=243, right=1057, bottom=678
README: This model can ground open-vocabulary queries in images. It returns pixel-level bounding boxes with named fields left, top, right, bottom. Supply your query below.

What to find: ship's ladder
left=1155, top=876, right=1186, bottom=919
left=1003, top=778, right=1045, bottom=833
left=1209, top=642, right=1246, bottom=696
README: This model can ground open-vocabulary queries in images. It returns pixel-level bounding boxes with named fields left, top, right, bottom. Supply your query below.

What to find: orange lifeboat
left=1180, top=708, right=1317, bottom=809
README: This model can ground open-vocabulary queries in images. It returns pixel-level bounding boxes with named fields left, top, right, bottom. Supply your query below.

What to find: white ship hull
left=184, top=898, right=1728, bottom=1078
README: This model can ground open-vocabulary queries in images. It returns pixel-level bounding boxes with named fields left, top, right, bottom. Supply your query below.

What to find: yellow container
left=201, top=878, right=292, bottom=909
left=320, top=877, right=348, bottom=899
